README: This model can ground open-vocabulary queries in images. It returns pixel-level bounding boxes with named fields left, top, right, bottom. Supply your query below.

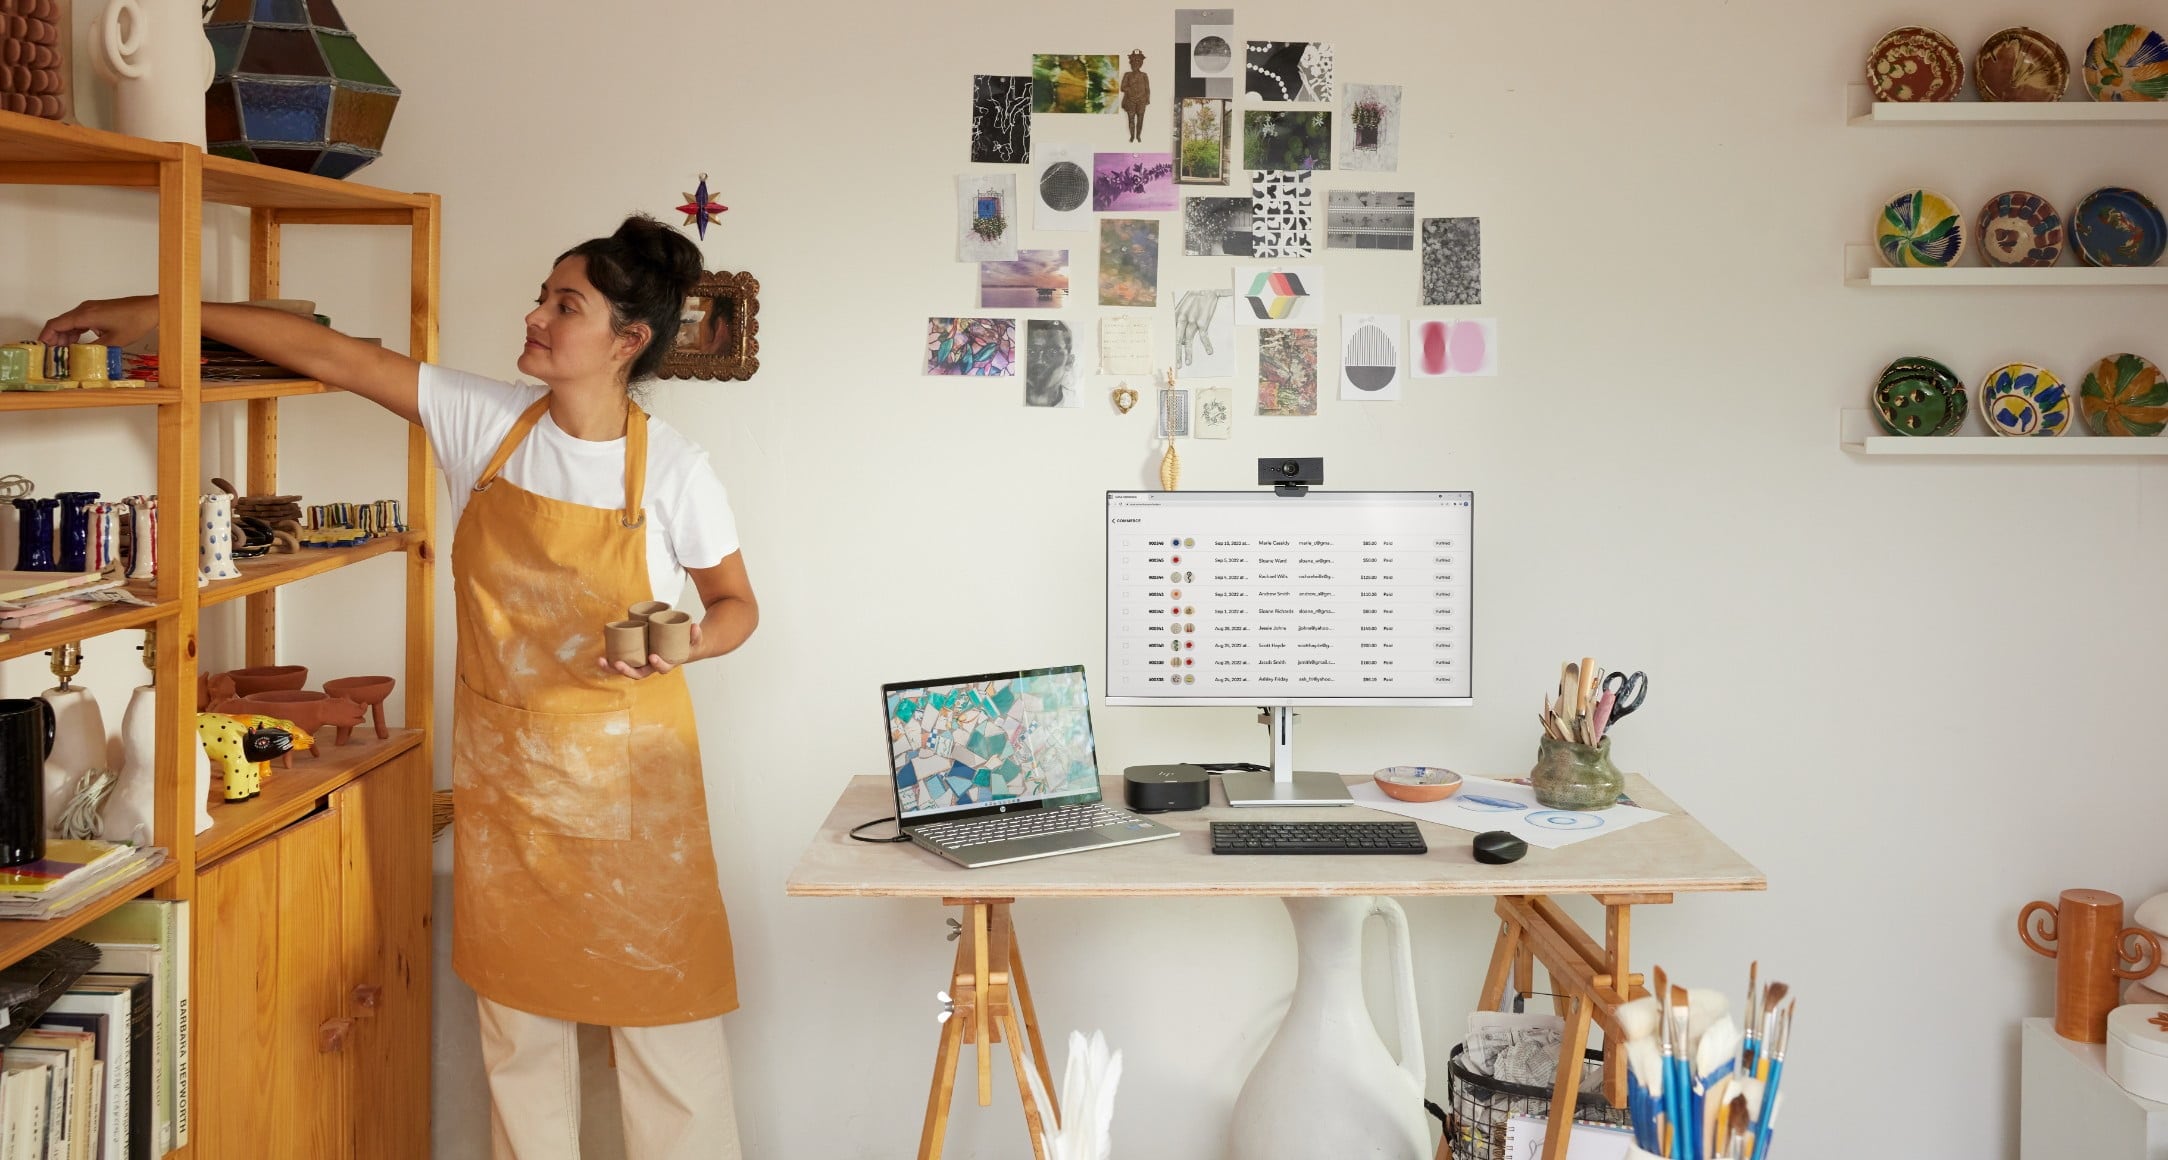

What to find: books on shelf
left=0, top=847, right=165, bottom=922
left=72, top=902, right=185, bottom=1153
left=47, top=974, right=147, bottom=1160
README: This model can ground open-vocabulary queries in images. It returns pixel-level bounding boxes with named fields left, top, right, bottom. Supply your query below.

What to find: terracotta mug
left=2020, top=888, right=2164, bottom=1043
left=647, top=610, right=693, bottom=665
left=627, top=601, right=670, bottom=621
left=604, top=619, right=649, bottom=667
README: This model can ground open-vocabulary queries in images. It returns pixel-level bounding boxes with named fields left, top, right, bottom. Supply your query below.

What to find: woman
left=41, top=215, right=756, bottom=1160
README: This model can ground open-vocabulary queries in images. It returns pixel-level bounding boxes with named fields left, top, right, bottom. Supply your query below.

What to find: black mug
left=0, top=698, right=55, bottom=866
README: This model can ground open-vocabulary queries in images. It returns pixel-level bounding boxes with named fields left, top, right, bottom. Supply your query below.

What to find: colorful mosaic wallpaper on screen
left=889, top=670, right=1099, bottom=817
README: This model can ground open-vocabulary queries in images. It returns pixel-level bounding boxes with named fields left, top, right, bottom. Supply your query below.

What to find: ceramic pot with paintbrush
left=1532, top=659, right=1643, bottom=810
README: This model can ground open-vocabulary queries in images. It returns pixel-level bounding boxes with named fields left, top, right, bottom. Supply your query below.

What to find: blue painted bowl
left=2072, top=187, right=2167, bottom=267
left=1982, top=363, right=2071, bottom=437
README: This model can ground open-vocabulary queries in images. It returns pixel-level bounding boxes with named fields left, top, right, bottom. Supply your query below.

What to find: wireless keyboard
left=1209, top=820, right=1428, bottom=855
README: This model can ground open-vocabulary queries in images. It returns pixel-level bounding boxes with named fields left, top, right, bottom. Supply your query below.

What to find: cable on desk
left=849, top=816, right=911, bottom=843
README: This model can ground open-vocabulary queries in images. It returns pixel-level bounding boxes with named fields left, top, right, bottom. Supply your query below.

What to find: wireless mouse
left=1473, top=830, right=1527, bottom=865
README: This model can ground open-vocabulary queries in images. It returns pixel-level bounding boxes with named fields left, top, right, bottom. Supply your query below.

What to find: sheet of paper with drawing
left=1345, top=775, right=1665, bottom=849
left=1098, top=317, right=1153, bottom=375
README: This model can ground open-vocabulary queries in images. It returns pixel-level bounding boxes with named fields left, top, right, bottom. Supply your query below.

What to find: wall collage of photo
left=927, top=9, right=1497, bottom=439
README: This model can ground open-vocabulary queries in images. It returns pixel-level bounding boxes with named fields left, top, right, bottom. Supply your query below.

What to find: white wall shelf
left=1840, top=409, right=2168, bottom=456
left=1843, top=244, right=2168, bottom=287
left=1844, top=84, right=2168, bottom=124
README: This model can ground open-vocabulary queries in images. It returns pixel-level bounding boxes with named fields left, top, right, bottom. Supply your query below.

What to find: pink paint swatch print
left=1412, top=319, right=1497, bottom=378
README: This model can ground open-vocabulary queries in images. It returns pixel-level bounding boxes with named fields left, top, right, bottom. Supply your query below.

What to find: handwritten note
left=1098, top=317, right=1154, bottom=375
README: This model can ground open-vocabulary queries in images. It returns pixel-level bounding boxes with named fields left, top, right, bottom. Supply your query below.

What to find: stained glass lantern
left=203, top=0, right=399, bottom=179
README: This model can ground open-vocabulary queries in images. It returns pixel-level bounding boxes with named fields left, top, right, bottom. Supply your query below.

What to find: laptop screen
left=884, top=665, right=1104, bottom=822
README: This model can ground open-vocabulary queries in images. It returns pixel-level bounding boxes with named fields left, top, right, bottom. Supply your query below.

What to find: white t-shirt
left=417, top=364, right=739, bottom=603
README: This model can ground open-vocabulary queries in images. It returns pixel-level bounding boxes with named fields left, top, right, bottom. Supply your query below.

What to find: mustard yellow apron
left=450, top=397, right=737, bottom=1025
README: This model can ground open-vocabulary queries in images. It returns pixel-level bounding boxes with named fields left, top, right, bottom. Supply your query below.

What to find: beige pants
left=477, top=996, right=744, bottom=1160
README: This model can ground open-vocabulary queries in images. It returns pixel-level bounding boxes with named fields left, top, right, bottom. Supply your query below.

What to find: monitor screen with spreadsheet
left=1104, top=491, right=1473, bottom=707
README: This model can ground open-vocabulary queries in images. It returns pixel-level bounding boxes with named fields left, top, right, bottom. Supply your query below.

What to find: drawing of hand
left=1174, top=289, right=1223, bottom=369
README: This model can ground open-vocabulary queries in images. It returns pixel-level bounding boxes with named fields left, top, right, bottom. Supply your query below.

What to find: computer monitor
left=1105, top=490, right=1473, bottom=805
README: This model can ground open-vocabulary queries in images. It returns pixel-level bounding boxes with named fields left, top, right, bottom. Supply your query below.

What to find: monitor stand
left=1221, top=706, right=1354, bottom=807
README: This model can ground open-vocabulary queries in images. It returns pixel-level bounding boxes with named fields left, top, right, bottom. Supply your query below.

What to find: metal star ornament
left=676, top=173, right=728, bottom=239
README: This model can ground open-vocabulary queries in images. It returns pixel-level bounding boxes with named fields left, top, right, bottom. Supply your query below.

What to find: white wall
left=10, top=1, right=2168, bottom=1156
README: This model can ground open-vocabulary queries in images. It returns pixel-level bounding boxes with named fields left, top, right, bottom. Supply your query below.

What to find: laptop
left=883, top=664, right=1178, bottom=868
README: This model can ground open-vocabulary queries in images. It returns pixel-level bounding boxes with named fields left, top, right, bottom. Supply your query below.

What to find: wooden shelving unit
left=0, top=108, right=438, bottom=1159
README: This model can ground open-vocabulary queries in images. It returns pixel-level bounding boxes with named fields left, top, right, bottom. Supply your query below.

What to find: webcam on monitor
left=1257, top=457, right=1323, bottom=494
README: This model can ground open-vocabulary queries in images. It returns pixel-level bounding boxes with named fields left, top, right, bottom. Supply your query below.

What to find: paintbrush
left=1652, top=967, right=1684, bottom=1158
left=1740, top=961, right=1761, bottom=1076
left=1754, top=981, right=1789, bottom=1082
left=1752, top=1001, right=1792, bottom=1160
left=1617, top=996, right=1666, bottom=1152
left=1692, top=1015, right=1738, bottom=1160
left=1726, top=1092, right=1752, bottom=1159
left=1670, top=983, right=1695, bottom=1159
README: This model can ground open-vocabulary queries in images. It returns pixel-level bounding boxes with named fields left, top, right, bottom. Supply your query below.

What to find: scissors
left=1599, top=670, right=1648, bottom=724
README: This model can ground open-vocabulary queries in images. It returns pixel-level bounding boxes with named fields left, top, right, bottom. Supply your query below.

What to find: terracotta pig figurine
left=218, top=712, right=317, bottom=764
left=196, top=670, right=237, bottom=712
left=215, top=694, right=367, bottom=746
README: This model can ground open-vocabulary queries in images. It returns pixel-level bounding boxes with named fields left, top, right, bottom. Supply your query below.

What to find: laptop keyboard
left=917, top=804, right=1140, bottom=848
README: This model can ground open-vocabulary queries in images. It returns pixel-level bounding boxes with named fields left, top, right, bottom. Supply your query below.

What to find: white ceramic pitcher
left=1230, top=896, right=1430, bottom=1160
left=92, top=0, right=215, bottom=147
left=198, top=493, right=238, bottom=583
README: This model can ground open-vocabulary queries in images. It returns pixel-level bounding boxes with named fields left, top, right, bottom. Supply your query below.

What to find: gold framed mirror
left=659, top=270, right=760, bottom=381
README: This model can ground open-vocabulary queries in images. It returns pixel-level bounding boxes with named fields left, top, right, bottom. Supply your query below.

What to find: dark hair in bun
left=558, top=214, right=703, bottom=383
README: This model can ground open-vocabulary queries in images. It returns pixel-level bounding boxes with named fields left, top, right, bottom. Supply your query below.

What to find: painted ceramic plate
left=1873, top=356, right=1968, bottom=435
left=2084, top=24, right=2168, bottom=101
left=1975, top=191, right=2063, bottom=267
left=1981, top=363, right=2070, bottom=437
left=1868, top=26, right=1965, bottom=101
left=1977, top=28, right=2070, bottom=101
left=2079, top=353, right=2168, bottom=435
left=2072, top=187, right=2167, bottom=267
left=1373, top=765, right=1462, bottom=802
left=1877, top=189, right=1966, bottom=267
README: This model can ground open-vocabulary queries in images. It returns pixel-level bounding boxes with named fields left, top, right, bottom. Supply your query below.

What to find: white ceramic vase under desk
left=1230, top=896, right=1430, bottom=1160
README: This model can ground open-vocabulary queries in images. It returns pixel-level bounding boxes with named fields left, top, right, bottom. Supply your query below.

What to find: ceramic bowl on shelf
left=2079, top=353, right=2168, bottom=435
left=1868, top=26, right=1965, bottom=101
left=2084, top=24, right=2168, bottom=101
left=1877, top=189, right=1966, bottom=268
left=1873, top=356, right=1968, bottom=435
left=1975, top=191, right=2064, bottom=267
left=1981, top=364, right=2071, bottom=437
left=225, top=664, right=308, bottom=696
left=2072, top=187, right=2167, bottom=267
left=1976, top=27, right=2070, bottom=101
left=1373, top=765, right=1462, bottom=803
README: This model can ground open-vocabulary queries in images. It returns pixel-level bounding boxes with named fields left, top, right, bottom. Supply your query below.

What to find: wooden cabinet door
left=196, top=806, right=353, bottom=1160
left=336, top=749, right=433, bottom=1160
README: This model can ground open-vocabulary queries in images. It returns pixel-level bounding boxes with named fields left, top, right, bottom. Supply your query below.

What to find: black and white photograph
left=1033, top=143, right=1094, bottom=231
left=1250, top=170, right=1314, bottom=259
left=1421, top=216, right=1483, bottom=306
left=1175, top=9, right=1236, bottom=100
left=1183, top=196, right=1253, bottom=256
left=969, top=75, right=1031, bottom=164
left=1325, top=190, right=1415, bottom=251
left=1024, top=319, right=1080, bottom=407
left=1245, top=41, right=1333, bottom=103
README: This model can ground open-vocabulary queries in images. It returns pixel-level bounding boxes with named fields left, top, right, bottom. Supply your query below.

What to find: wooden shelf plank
left=0, top=110, right=178, bottom=164
left=1839, top=408, right=2168, bottom=456
left=0, top=601, right=167, bottom=664
left=0, top=387, right=180, bottom=411
left=197, top=531, right=421, bottom=608
left=201, top=380, right=333, bottom=403
left=0, top=861, right=179, bottom=968
left=197, top=730, right=422, bottom=866
left=199, top=153, right=426, bottom=213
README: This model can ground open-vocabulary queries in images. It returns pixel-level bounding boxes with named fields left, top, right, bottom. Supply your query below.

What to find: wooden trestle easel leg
left=1439, top=893, right=1672, bottom=1160
left=918, top=898, right=1058, bottom=1160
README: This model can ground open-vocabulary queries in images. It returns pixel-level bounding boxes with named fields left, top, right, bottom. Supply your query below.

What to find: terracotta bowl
left=1373, top=765, right=1463, bottom=802
left=321, top=675, right=397, bottom=739
left=225, top=664, right=308, bottom=696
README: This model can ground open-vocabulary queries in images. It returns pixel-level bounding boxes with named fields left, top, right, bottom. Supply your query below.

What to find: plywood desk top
left=785, top=774, right=1765, bottom=899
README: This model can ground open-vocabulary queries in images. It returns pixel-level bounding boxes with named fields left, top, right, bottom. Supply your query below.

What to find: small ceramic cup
left=0, top=344, right=29, bottom=385
left=647, top=610, right=694, bottom=665
left=627, top=600, right=671, bottom=622
left=69, top=344, right=108, bottom=381
left=604, top=619, right=650, bottom=667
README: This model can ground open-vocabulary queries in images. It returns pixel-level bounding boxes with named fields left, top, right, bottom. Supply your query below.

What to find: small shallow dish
left=2085, top=24, right=2168, bottom=101
left=2072, top=187, right=2167, bottom=267
left=1868, top=26, right=1965, bottom=101
left=1373, top=765, right=1463, bottom=802
left=1981, top=363, right=2071, bottom=437
left=1977, top=27, right=2070, bottom=101
left=2079, top=353, right=2168, bottom=435
left=1873, top=356, right=1968, bottom=435
left=1975, top=191, right=2063, bottom=267
left=1878, top=189, right=1966, bottom=268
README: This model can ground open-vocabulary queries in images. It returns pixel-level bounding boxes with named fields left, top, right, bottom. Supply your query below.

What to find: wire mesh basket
left=1444, top=1041, right=1630, bottom=1160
